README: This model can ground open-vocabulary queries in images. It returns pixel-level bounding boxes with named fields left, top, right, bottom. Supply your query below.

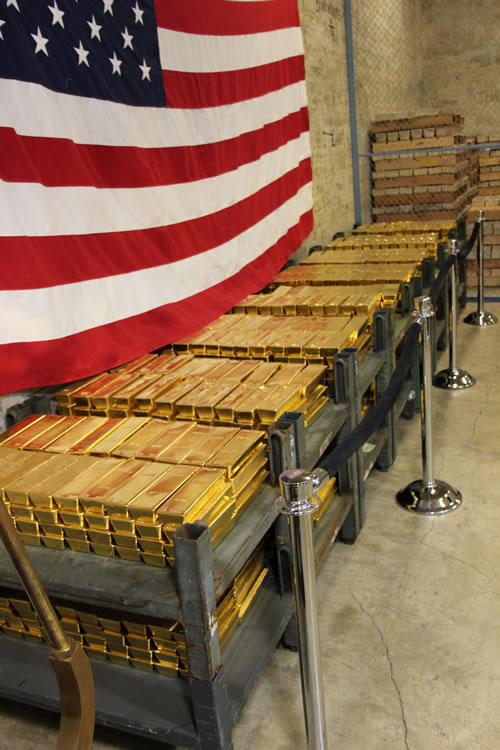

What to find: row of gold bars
left=0, top=544, right=268, bottom=675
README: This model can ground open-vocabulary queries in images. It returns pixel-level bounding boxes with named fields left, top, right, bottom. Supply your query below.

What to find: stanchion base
left=433, top=368, right=476, bottom=390
left=396, top=479, right=462, bottom=515
left=463, top=310, right=498, bottom=326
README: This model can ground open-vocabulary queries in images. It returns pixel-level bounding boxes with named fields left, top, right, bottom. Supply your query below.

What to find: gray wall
left=421, top=0, right=500, bottom=137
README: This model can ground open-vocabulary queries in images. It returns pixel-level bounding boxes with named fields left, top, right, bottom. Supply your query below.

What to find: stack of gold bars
left=302, top=248, right=431, bottom=265
left=0, top=543, right=268, bottom=675
left=0, top=415, right=269, bottom=566
left=271, top=262, right=418, bottom=287
left=55, top=355, right=330, bottom=428
left=323, top=233, right=439, bottom=252
left=232, top=284, right=399, bottom=317
left=352, top=220, right=454, bottom=239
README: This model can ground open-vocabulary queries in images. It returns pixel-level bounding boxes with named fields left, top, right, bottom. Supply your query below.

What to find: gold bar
left=54, top=457, right=123, bottom=511
left=64, top=527, right=88, bottom=542
left=43, top=535, right=66, bottom=551
left=87, top=529, right=112, bottom=544
left=9, top=504, right=36, bottom=521
left=59, top=509, right=86, bottom=527
left=55, top=376, right=101, bottom=407
left=105, top=461, right=171, bottom=517
left=33, top=507, right=60, bottom=524
left=179, top=382, right=236, bottom=420
left=233, top=468, right=269, bottom=516
left=72, top=373, right=125, bottom=406
left=213, top=384, right=258, bottom=422
left=88, top=417, right=151, bottom=456
left=28, top=454, right=103, bottom=507
left=90, top=543, right=115, bottom=557
left=137, top=537, right=164, bottom=554
left=153, top=379, right=203, bottom=417
left=85, top=513, right=110, bottom=530
left=115, top=547, right=142, bottom=562
left=156, top=467, right=227, bottom=525
left=175, top=426, right=238, bottom=466
left=112, top=420, right=175, bottom=459
left=111, top=372, right=163, bottom=409
left=1, top=415, right=63, bottom=449
left=90, top=373, right=143, bottom=409
left=267, top=363, right=305, bottom=386
left=209, top=430, right=265, bottom=477
left=79, top=458, right=148, bottom=513
left=66, top=418, right=126, bottom=454
left=133, top=421, right=194, bottom=460
left=134, top=374, right=184, bottom=411
left=44, top=417, right=109, bottom=453
left=111, top=532, right=139, bottom=549
left=128, top=465, right=197, bottom=522
left=140, top=552, right=167, bottom=568
left=224, top=445, right=268, bottom=495
left=67, top=539, right=91, bottom=553
left=115, top=353, right=159, bottom=372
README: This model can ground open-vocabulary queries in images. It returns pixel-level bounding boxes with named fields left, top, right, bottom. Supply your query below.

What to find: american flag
left=0, top=0, right=312, bottom=395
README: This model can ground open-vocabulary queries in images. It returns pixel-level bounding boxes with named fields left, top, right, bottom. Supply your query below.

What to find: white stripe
left=158, top=26, right=303, bottom=73
left=0, top=133, right=310, bottom=236
left=0, top=184, right=313, bottom=344
left=0, top=78, right=308, bottom=148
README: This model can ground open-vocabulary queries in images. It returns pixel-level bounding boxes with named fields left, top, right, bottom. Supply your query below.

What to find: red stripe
left=163, top=57, right=305, bottom=109
left=0, top=210, right=313, bottom=395
left=154, top=0, right=300, bottom=36
left=0, top=109, right=308, bottom=188
left=0, top=159, right=312, bottom=289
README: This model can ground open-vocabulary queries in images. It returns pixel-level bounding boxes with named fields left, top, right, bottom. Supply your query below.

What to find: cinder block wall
left=421, top=0, right=500, bottom=137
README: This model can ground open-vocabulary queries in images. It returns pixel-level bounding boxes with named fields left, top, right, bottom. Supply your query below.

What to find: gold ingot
left=89, top=417, right=151, bottom=457
left=0, top=415, right=61, bottom=449
left=9, top=504, right=36, bottom=521
left=233, top=469, right=269, bottom=516
left=134, top=373, right=183, bottom=411
left=67, top=418, right=126, bottom=455
left=104, top=462, right=170, bottom=517
left=80, top=458, right=148, bottom=514
left=109, top=516, right=136, bottom=534
left=54, top=457, right=123, bottom=511
left=134, top=421, right=196, bottom=461
left=85, top=513, right=110, bottom=530
left=15, top=519, right=40, bottom=535
left=40, top=523, right=64, bottom=537
left=111, top=532, right=138, bottom=549
left=207, top=430, right=265, bottom=477
left=90, top=542, right=115, bottom=557
left=64, top=527, right=88, bottom=542
left=156, top=467, right=227, bottom=526
left=137, top=538, right=164, bottom=554
left=135, top=520, right=164, bottom=539
left=153, top=379, right=203, bottom=417
left=18, top=532, right=42, bottom=547
left=72, top=372, right=125, bottom=406
left=42, top=535, right=66, bottom=550
left=59, top=509, right=86, bottom=527
left=128, top=464, right=197, bottom=523
left=141, top=551, right=167, bottom=568
left=33, top=507, right=60, bottom=524
left=67, top=539, right=91, bottom=553
left=108, top=653, right=130, bottom=667
left=116, top=546, right=142, bottom=562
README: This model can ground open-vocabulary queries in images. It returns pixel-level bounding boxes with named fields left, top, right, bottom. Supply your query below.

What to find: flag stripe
left=1, top=108, right=308, bottom=188
left=1, top=78, right=308, bottom=148
left=0, top=186, right=313, bottom=344
left=162, top=56, right=305, bottom=109
left=154, top=0, right=300, bottom=36
left=157, top=26, right=303, bottom=73
left=1, top=133, right=310, bottom=237
left=0, top=208, right=313, bottom=395
left=1, top=160, right=312, bottom=290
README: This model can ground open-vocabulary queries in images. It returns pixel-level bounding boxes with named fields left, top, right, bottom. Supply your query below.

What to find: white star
left=108, top=50, right=122, bottom=75
left=0, top=20, right=5, bottom=40
left=103, top=0, right=113, bottom=15
left=31, top=26, right=49, bottom=55
left=6, top=0, right=20, bottom=11
left=74, top=40, right=89, bottom=66
left=87, top=15, right=102, bottom=41
left=48, top=0, right=64, bottom=28
left=132, top=1, right=144, bottom=25
left=121, top=26, right=133, bottom=50
left=139, top=58, right=151, bottom=81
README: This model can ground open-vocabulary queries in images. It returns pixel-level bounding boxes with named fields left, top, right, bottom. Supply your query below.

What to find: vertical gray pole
left=464, top=210, right=498, bottom=326
left=433, top=241, right=475, bottom=390
left=344, top=0, right=363, bottom=226
left=277, top=468, right=329, bottom=750
left=397, top=297, right=463, bottom=515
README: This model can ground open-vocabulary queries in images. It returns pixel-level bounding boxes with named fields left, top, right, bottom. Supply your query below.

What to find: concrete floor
left=1, top=303, right=499, bottom=749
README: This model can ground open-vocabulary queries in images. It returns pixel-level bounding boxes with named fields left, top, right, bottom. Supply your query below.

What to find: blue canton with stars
left=0, top=0, right=166, bottom=107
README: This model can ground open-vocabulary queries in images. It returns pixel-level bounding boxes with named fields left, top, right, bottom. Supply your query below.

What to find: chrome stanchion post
left=464, top=210, right=498, bottom=326
left=396, top=296, right=462, bottom=515
left=433, top=240, right=476, bottom=389
left=277, top=468, right=329, bottom=750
